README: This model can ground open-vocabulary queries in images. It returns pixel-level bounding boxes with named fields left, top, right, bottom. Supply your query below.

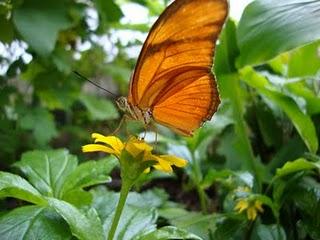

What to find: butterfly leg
left=150, top=124, right=158, bottom=145
left=141, top=124, right=148, bottom=140
left=111, top=114, right=130, bottom=135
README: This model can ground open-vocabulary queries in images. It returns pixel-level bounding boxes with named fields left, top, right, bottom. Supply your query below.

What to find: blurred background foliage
left=0, top=0, right=320, bottom=239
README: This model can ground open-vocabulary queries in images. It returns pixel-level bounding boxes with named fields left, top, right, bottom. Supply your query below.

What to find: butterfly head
left=116, top=96, right=129, bottom=112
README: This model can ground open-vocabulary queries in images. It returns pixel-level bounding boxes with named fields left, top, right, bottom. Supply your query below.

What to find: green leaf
left=60, top=157, right=117, bottom=198
left=92, top=188, right=158, bottom=240
left=61, top=189, right=93, bottom=207
left=237, top=0, right=320, bottom=66
left=126, top=188, right=169, bottom=209
left=0, top=171, right=45, bottom=205
left=159, top=207, right=215, bottom=240
left=215, top=19, right=239, bottom=76
left=267, top=137, right=307, bottom=172
left=255, top=99, right=283, bottom=147
left=285, top=80, right=320, bottom=115
left=275, top=158, right=320, bottom=178
left=14, top=149, right=78, bottom=198
left=12, top=0, right=72, bottom=56
left=33, top=71, right=80, bottom=110
left=47, top=197, right=104, bottom=240
left=201, top=169, right=233, bottom=189
left=253, top=224, right=287, bottom=240
left=18, top=107, right=57, bottom=145
left=0, top=206, right=72, bottom=240
left=137, top=226, right=202, bottom=240
left=0, top=16, right=14, bottom=43
left=51, top=46, right=74, bottom=74
left=293, top=177, right=320, bottom=239
left=81, top=94, right=119, bottom=121
left=104, top=205, right=157, bottom=240
left=288, top=41, right=320, bottom=78
left=211, top=215, right=245, bottom=240
left=94, top=0, right=123, bottom=23
left=240, top=67, right=318, bottom=153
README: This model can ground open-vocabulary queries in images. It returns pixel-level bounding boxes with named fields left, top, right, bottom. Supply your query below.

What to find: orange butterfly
left=116, top=0, right=228, bottom=136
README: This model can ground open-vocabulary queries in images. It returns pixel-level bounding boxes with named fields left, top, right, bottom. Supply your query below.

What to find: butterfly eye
left=116, top=97, right=128, bottom=112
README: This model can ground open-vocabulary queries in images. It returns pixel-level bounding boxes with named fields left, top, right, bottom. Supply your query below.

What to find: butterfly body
left=116, top=96, right=152, bottom=125
left=120, top=0, right=228, bottom=136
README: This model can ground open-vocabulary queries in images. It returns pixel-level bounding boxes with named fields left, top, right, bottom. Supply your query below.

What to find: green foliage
left=0, top=206, right=72, bottom=240
left=17, top=107, right=57, bottom=145
left=138, top=226, right=202, bottom=240
left=237, top=0, right=320, bottom=66
left=1, top=0, right=320, bottom=239
left=0, top=149, right=117, bottom=239
left=240, top=67, right=318, bottom=153
left=13, top=0, right=72, bottom=56
left=80, top=94, right=119, bottom=121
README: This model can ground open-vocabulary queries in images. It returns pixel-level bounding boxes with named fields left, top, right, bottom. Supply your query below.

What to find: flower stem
left=197, top=185, right=208, bottom=213
left=107, top=180, right=132, bottom=240
left=191, top=151, right=208, bottom=213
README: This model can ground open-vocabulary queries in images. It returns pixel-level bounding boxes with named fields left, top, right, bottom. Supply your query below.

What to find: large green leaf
left=237, top=0, right=320, bottom=66
left=136, top=226, right=202, bottom=240
left=275, top=158, right=320, bottom=178
left=92, top=188, right=160, bottom=240
left=104, top=205, right=157, bottom=240
left=0, top=171, right=45, bottom=205
left=159, top=207, right=215, bottom=240
left=81, top=94, right=119, bottom=121
left=0, top=206, right=72, bottom=240
left=60, top=157, right=117, bottom=199
left=12, top=0, right=72, bottom=56
left=14, top=149, right=78, bottom=198
left=288, top=41, right=320, bottom=78
left=252, top=224, right=286, bottom=240
left=240, top=67, right=318, bottom=153
left=47, top=198, right=104, bottom=240
left=17, top=107, right=57, bottom=145
left=211, top=215, right=246, bottom=240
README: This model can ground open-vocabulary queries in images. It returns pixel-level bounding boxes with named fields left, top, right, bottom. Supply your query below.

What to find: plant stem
left=192, top=151, right=208, bottom=213
left=197, top=185, right=208, bottom=213
left=107, top=180, right=132, bottom=240
left=227, top=74, right=261, bottom=191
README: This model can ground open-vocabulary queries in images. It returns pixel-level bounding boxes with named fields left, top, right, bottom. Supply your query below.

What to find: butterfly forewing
left=128, top=0, right=228, bottom=135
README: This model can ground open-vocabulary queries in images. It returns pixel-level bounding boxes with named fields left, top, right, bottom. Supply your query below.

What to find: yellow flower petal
left=153, top=164, right=173, bottom=173
left=82, top=144, right=118, bottom=155
left=92, top=134, right=124, bottom=153
left=125, top=137, right=152, bottom=158
left=152, top=156, right=173, bottom=173
left=254, top=200, right=264, bottom=213
left=234, top=199, right=249, bottom=213
left=247, top=207, right=257, bottom=220
left=158, top=155, right=187, bottom=167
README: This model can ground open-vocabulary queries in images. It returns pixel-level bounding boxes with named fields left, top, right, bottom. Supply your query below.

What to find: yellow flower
left=82, top=133, right=187, bottom=173
left=234, top=199, right=264, bottom=221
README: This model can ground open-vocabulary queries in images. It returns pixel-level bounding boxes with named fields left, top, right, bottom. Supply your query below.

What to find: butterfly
left=116, top=0, right=228, bottom=136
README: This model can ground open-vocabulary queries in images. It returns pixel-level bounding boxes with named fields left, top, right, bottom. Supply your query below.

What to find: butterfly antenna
left=73, top=71, right=118, bottom=99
